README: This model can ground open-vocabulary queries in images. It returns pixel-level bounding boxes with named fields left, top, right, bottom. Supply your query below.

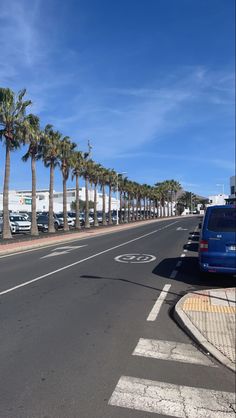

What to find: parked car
left=199, top=205, right=236, bottom=274
left=37, top=215, right=59, bottom=232
left=9, top=215, right=31, bottom=233
left=80, top=213, right=94, bottom=225
left=56, top=213, right=75, bottom=228
left=0, top=217, right=18, bottom=234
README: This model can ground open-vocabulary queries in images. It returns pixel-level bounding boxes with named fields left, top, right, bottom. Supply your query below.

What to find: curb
left=174, top=293, right=236, bottom=372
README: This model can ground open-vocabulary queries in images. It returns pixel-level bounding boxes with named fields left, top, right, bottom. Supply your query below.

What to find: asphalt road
left=0, top=217, right=235, bottom=418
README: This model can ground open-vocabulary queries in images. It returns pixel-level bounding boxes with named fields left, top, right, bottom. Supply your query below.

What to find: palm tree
left=59, top=136, right=77, bottom=231
left=82, top=158, right=94, bottom=229
left=99, top=167, right=110, bottom=226
left=177, top=191, right=196, bottom=214
left=89, top=162, right=102, bottom=227
left=169, top=180, right=182, bottom=216
left=0, top=88, right=31, bottom=239
left=142, top=184, right=150, bottom=219
left=161, top=180, right=172, bottom=217
left=107, top=169, right=117, bottom=225
left=119, top=176, right=127, bottom=223
left=22, top=114, right=42, bottom=236
left=129, top=181, right=137, bottom=221
left=135, top=183, right=142, bottom=221
left=118, top=174, right=126, bottom=224
left=71, top=150, right=87, bottom=230
left=40, top=125, right=61, bottom=233
left=155, top=182, right=168, bottom=217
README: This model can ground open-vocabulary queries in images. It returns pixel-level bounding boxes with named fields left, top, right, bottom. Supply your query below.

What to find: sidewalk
left=175, top=288, right=236, bottom=372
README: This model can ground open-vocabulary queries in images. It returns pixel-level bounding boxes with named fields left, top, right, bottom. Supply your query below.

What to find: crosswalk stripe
left=108, top=376, right=235, bottom=417
left=132, top=338, right=216, bottom=366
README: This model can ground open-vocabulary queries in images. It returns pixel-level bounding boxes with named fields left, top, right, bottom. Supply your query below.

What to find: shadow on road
left=152, top=256, right=235, bottom=289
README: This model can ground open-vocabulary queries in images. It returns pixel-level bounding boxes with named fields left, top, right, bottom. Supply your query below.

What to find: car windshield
left=38, top=216, right=48, bottom=222
left=10, top=216, right=25, bottom=221
left=208, top=207, right=236, bottom=232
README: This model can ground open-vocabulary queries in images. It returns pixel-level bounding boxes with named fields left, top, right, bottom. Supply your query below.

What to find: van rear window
left=208, top=208, right=236, bottom=232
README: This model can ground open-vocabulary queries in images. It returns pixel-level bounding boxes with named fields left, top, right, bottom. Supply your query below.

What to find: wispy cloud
left=54, top=67, right=234, bottom=160
left=0, top=0, right=43, bottom=68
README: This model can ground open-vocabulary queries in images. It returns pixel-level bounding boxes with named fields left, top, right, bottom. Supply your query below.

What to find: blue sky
left=0, top=0, right=235, bottom=197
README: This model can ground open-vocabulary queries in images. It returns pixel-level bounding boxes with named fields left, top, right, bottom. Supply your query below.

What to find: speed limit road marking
left=115, top=254, right=156, bottom=264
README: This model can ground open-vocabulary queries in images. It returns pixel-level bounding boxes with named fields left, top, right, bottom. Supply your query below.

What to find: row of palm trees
left=0, top=87, right=183, bottom=240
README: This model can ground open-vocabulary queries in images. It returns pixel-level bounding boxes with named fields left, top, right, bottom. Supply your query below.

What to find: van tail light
left=199, top=240, right=208, bottom=252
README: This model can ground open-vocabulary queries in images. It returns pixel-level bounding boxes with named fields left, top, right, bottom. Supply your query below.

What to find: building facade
left=0, top=188, right=118, bottom=213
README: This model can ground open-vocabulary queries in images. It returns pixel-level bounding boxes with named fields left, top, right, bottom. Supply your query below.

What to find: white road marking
left=176, top=227, right=188, bottom=231
left=146, top=284, right=171, bottom=321
left=54, top=245, right=86, bottom=250
left=108, top=376, right=235, bottom=417
left=176, top=260, right=182, bottom=268
left=115, top=254, right=156, bottom=263
left=0, top=219, right=181, bottom=259
left=188, top=241, right=192, bottom=244
left=183, top=249, right=188, bottom=252
left=40, top=245, right=87, bottom=259
left=41, top=250, right=69, bottom=258
left=0, top=222, right=178, bottom=297
left=170, top=270, right=178, bottom=279
left=180, top=254, right=186, bottom=257
left=132, top=338, right=216, bottom=366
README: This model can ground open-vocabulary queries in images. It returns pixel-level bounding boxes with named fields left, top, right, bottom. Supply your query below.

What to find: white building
left=207, top=194, right=229, bottom=206
left=0, top=188, right=118, bottom=213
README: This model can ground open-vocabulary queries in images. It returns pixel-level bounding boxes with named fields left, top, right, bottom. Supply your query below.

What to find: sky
left=0, top=0, right=235, bottom=197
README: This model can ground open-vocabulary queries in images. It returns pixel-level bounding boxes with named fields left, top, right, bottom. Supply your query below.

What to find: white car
left=56, top=213, right=75, bottom=227
left=9, top=215, right=31, bottom=233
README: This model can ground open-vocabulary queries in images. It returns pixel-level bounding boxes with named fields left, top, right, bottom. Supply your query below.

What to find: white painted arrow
left=41, top=245, right=87, bottom=259
left=41, top=250, right=69, bottom=258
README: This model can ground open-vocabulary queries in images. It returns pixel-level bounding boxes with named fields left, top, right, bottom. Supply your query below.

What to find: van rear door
left=206, top=207, right=236, bottom=268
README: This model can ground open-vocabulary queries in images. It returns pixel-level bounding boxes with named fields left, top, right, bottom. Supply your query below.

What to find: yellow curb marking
left=183, top=297, right=236, bottom=314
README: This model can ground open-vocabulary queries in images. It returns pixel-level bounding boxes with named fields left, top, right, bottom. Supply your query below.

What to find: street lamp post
left=116, top=172, right=127, bottom=225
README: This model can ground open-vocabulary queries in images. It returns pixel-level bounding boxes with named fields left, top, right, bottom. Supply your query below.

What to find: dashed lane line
left=146, top=284, right=171, bottom=321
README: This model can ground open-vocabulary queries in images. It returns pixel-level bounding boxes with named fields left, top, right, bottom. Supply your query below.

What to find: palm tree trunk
left=3, top=143, right=12, bottom=239
left=63, top=175, right=69, bottom=231
left=48, top=162, right=55, bottom=233
left=171, top=191, right=173, bottom=216
left=108, top=185, right=112, bottom=225
left=102, top=183, right=107, bottom=226
left=85, top=175, right=90, bottom=229
left=132, top=198, right=135, bottom=221
left=75, top=174, right=81, bottom=229
left=119, top=191, right=123, bottom=223
left=167, top=198, right=170, bottom=217
left=124, top=192, right=127, bottom=222
left=31, top=155, right=38, bottom=236
left=135, top=195, right=139, bottom=221
left=144, top=197, right=146, bottom=219
left=94, top=183, right=99, bottom=227
left=127, top=193, right=131, bottom=222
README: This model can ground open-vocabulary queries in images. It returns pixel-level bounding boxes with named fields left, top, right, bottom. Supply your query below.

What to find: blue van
left=199, top=205, right=236, bottom=274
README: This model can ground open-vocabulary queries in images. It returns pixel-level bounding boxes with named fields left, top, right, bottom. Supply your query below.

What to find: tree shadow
left=80, top=268, right=235, bottom=306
